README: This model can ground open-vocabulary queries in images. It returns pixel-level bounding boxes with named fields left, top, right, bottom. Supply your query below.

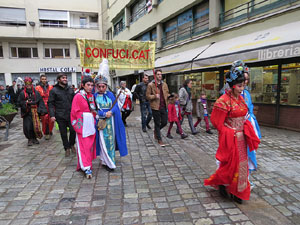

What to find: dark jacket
left=48, top=83, right=75, bottom=121
left=18, top=88, right=47, bottom=118
left=134, top=82, right=149, bottom=103
left=8, top=85, right=20, bottom=103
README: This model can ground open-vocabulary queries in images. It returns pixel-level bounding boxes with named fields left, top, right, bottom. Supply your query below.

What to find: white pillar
left=156, top=23, right=163, bottom=49
left=4, top=73, right=12, bottom=86
left=209, top=0, right=221, bottom=31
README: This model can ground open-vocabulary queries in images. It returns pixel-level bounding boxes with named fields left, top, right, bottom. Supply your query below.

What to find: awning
left=152, top=21, right=300, bottom=74
left=192, top=21, right=300, bottom=70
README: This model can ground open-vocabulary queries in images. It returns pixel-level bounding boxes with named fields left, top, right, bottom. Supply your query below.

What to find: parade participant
left=194, top=91, right=213, bottom=134
left=18, top=77, right=47, bottom=146
left=236, top=61, right=261, bottom=188
left=166, top=93, right=188, bottom=139
left=71, top=76, right=97, bottom=178
left=204, top=66, right=260, bottom=204
left=117, top=81, right=133, bottom=127
left=146, top=69, right=169, bottom=147
left=134, top=74, right=152, bottom=132
left=94, top=75, right=128, bottom=172
left=48, top=73, right=76, bottom=157
left=179, top=79, right=198, bottom=135
left=35, top=74, right=54, bottom=140
left=8, top=80, right=20, bottom=108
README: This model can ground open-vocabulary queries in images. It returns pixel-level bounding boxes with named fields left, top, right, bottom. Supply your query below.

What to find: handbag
left=97, top=92, right=121, bottom=130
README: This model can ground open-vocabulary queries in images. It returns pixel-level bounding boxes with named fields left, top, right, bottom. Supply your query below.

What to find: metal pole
left=275, top=64, right=282, bottom=126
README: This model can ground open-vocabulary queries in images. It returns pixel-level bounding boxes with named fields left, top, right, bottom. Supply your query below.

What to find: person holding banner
left=71, top=76, right=97, bottom=179
left=146, top=69, right=169, bottom=147
left=94, top=75, right=128, bottom=172
left=18, top=77, right=47, bottom=146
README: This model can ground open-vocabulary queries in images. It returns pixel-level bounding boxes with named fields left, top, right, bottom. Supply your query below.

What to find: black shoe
left=142, top=128, right=147, bottom=132
left=206, top=130, right=213, bottom=134
left=27, top=139, right=33, bottom=146
left=166, top=134, right=173, bottom=139
left=146, top=124, right=151, bottom=129
left=103, top=165, right=114, bottom=172
left=192, top=131, right=199, bottom=135
left=181, top=134, right=188, bottom=139
left=176, top=130, right=180, bottom=134
left=232, top=194, right=243, bottom=204
left=219, top=185, right=228, bottom=198
left=32, top=139, right=39, bottom=144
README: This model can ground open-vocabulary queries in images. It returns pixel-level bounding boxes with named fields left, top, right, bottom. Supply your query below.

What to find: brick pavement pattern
left=0, top=107, right=299, bottom=225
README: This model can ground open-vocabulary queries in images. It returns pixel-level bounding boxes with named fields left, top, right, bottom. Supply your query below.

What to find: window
left=0, top=7, right=26, bottom=26
left=0, top=46, right=3, bottom=57
left=250, top=65, right=278, bottom=104
left=177, top=9, right=193, bottom=40
left=113, top=16, right=125, bottom=36
left=39, top=9, right=68, bottom=27
left=10, top=47, right=38, bottom=58
left=106, top=28, right=112, bottom=40
left=194, top=1, right=209, bottom=34
left=164, top=18, right=177, bottom=45
left=80, top=17, right=87, bottom=28
left=131, top=0, right=147, bottom=23
left=281, top=63, right=300, bottom=106
left=44, top=46, right=70, bottom=58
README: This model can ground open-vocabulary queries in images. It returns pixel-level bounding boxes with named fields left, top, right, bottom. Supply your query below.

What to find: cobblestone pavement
left=0, top=106, right=299, bottom=225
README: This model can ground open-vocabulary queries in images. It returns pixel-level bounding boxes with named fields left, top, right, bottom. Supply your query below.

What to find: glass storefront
left=281, top=63, right=300, bottom=106
left=250, top=65, right=278, bottom=104
left=167, top=71, right=219, bottom=100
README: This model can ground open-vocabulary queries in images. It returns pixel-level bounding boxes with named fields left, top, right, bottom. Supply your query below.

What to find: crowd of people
left=7, top=59, right=261, bottom=204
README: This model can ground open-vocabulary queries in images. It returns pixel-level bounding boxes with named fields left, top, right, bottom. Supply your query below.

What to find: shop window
left=249, top=65, right=278, bottom=104
left=281, top=63, right=300, bottom=106
left=0, top=46, right=3, bottom=57
left=10, top=47, right=38, bottom=58
left=44, top=48, right=70, bottom=58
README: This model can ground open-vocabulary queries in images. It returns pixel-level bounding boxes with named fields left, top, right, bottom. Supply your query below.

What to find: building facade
left=106, top=0, right=300, bottom=130
left=0, top=0, right=106, bottom=87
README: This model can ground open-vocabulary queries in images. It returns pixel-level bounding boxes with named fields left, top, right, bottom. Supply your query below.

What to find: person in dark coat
left=48, top=73, right=76, bottom=156
left=8, top=80, right=20, bottom=107
left=18, top=77, right=47, bottom=146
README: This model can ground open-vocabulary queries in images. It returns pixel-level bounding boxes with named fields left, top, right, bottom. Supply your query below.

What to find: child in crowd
left=167, top=93, right=188, bottom=139
left=194, top=91, right=213, bottom=134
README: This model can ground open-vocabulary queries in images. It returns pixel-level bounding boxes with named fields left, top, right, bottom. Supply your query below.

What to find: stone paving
left=0, top=106, right=299, bottom=225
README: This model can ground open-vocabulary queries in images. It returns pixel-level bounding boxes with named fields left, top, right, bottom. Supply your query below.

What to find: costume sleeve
left=71, top=95, right=83, bottom=134
left=18, top=92, right=28, bottom=113
left=48, top=89, right=55, bottom=118
left=146, top=83, right=156, bottom=100
left=244, top=120, right=260, bottom=151
left=210, top=107, right=227, bottom=132
left=110, top=93, right=120, bottom=116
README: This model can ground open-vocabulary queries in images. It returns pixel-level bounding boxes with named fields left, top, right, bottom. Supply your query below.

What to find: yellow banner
left=76, top=39, right=156, bottom=70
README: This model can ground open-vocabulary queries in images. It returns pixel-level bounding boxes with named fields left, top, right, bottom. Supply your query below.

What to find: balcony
left=162, top=18, right=209, bottom=47
left=219, top=0, right=300, bottom=27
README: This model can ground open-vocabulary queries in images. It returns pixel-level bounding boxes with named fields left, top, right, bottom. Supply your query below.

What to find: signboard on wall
left=39, top=67, right=77, bottom=73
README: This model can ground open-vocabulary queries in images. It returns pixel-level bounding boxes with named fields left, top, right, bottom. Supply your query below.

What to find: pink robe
left=71, top=93, right=97, bottom=171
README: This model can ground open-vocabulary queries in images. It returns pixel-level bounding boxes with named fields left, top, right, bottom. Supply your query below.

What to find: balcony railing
left=113, top=21, right=125, bottom=36
left=220, top=0, right=300, bottom=26
left=129, top=4, right=147, bottom=24
left=162, top=18, right=209, bottom=47
left=40, top=21, right=99, bottom=29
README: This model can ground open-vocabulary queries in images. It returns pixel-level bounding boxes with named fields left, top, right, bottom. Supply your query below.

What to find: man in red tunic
left=36, top=74, right=54, bottom=140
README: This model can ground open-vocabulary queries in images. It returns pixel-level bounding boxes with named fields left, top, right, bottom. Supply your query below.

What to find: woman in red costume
left=204, top=64, right=260, bottom=204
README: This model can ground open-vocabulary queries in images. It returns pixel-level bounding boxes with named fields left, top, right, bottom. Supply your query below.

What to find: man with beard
left=18, top=77, right=47, bottom=146
left=36, top=74, right=54, bottom=140
left=48, top=73, right=76, bottom=156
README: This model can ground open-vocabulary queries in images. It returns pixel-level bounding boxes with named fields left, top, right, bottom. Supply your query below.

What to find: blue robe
left=242, top=89, right=261, bottom=170
left=95, top=91, right=128, bottom=158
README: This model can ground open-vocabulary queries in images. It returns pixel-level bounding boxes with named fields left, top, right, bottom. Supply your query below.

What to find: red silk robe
left=204, top=90, right=260, bottom=200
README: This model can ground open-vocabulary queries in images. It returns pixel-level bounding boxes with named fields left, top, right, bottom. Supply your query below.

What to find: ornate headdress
left=226, top=60, right=247, bottom=85
left=24, top=77, right=33, bottom=85
left=94, top=75, right=108, bottom=85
